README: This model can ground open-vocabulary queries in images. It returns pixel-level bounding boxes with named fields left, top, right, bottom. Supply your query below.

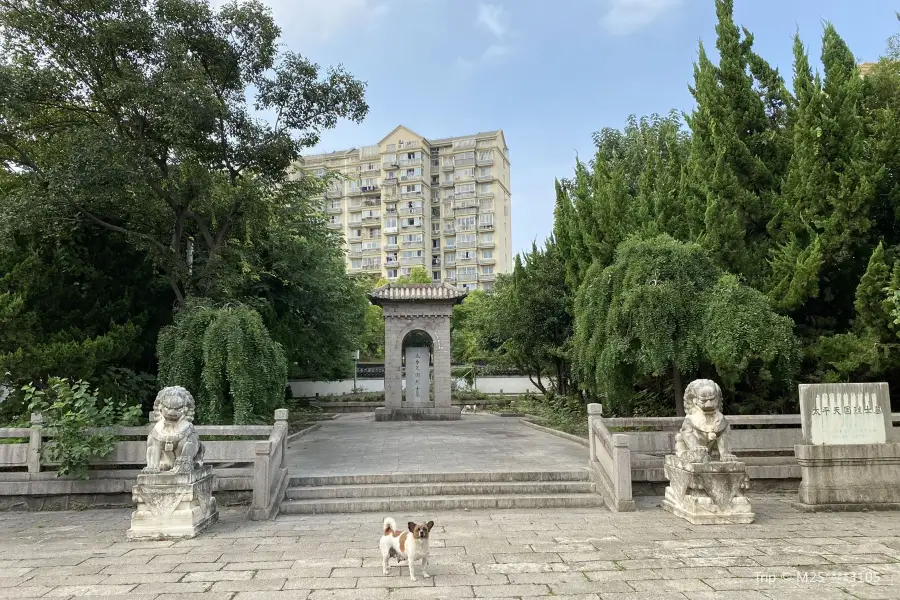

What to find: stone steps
left=285, top=480, right=596, bottom=500
left=279, top=470, right=603, bottom=514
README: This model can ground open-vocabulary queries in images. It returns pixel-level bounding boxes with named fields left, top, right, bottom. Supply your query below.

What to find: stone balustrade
left=0, top=410, right=291, bottom=519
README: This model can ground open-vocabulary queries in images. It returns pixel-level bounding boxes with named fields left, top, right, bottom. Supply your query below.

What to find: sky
left=243, top=0, right=900, bottom=256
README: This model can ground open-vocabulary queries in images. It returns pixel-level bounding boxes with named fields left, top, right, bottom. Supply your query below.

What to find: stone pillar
left=433, top=316, right=452, bottom=408
left=383, top=314, right=402, bottom=410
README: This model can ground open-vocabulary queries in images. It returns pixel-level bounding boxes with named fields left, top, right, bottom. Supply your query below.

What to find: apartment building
left=295, top=125, right=512, bottom=292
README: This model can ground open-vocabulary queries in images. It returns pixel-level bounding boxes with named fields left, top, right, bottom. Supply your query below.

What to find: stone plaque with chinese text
left=404, top=346, right=430, bottom=405
left=799, top=383, right=890, bottom=445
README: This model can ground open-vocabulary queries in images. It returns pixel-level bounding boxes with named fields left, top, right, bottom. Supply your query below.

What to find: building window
left=478, top=167, right=491, bottom=177
left=481, top=249, right=493, bottom=259
left=481, top=266, right=494, bottom=275
left=432, top=271, right=440, bottom=280
left=387, top=269, right=398, bottom=278
left=387, top=235, right=398, bottom=245
left=479, top=214, right=493, bottom=226
left=480, top=233, right=493, bottom=243
left=351, top=259, right=362, bottom=269
left=456, top=216, right=476, bottom=231
left=432, top=239, right=440, bottom=249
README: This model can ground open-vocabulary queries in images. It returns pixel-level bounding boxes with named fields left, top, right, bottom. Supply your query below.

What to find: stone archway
left=369, top=283, right=467, bottom=421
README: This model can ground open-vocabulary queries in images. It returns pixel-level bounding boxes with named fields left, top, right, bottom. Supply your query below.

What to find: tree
left=156, top=300, right=287, bottom=424
left=475, top=241, right=575, bottom=395
left=683, top=0, right=788, bottom=285
left=768, top=25, right=881, bottom=339
left=397, top=266, right=432, bottom=284
left=0, top=0, right=368, bottom=305
left=574, top=235, right=798, bottom=416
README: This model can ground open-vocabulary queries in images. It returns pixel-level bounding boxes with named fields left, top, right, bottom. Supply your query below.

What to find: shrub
left=24, top=378, right=143, bottom=479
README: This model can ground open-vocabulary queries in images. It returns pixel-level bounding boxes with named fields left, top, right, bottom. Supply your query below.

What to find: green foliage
left=24, top=378, right=142, bottom=479
left=157, top=301, right=287, bottom=424
left=397, top=266, right=432, bottom=284
left=470, top=242, right=575, bottom=394
left=509, top=393, right=588, bottom=437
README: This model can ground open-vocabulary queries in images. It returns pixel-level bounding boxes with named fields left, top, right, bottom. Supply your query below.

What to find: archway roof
left=368, top=282, right=468, bottom=306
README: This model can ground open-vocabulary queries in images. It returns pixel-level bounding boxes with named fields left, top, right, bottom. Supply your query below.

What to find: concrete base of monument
left=127, top=467, right=219, bottom=540
left=374, top=407, right=462, bottom=421
left=793, top=442, right=900, bottom=512
left=662, top=455, right=755, bottom=525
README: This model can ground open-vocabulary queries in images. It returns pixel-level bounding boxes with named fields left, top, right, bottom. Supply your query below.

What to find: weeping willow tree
left=157, top=301, right=287, bottom=424
left=574, top=235, right=799, bottom=416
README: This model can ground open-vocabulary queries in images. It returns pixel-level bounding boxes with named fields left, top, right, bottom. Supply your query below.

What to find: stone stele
left=662, top=379, right=754, bottom=524
left=127, top=386, right=218, bottom=540
left=794, top=382, right=900, bottom=512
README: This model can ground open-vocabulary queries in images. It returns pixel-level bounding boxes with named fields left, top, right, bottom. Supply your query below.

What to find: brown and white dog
left=380, top=517, right=434, bottom=581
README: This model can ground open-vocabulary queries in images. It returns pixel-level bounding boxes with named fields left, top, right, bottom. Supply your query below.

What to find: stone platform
left=0, top=494, right=898, bottom=598
left=374, top=407, right=461, bottom=421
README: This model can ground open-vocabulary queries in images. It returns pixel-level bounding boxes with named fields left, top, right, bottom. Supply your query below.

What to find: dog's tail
left=383, top=517, right=397, bottom=535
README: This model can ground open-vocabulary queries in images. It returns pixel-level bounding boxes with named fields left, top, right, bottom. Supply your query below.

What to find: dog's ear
left=408, top=522, right=417, bottom=533
left=426, top=521, right=434, bottom=530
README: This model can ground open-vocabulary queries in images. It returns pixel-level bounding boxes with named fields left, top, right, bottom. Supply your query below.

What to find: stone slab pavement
left=286, top=413, right=588, bottom=476
left=0, top=494, right=898, bottom=599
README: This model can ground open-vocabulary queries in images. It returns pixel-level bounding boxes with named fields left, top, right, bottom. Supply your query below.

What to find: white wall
left=289, top=376, right=540, bottom=398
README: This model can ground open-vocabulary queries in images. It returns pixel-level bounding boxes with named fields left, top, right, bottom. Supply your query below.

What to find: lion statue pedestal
left=662, top=379, right=754, bottom=525
left=127, top=387, right=218, bottom=540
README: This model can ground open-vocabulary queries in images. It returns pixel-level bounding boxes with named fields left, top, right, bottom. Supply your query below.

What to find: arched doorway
left=401, top=329, right=433, bottom=404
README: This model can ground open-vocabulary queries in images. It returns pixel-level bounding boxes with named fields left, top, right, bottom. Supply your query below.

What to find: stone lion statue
left=673, top=379, right=737, bottom=463
left=143, top=386, right=205, bottom=474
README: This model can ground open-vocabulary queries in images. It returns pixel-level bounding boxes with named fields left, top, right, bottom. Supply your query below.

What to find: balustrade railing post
left=28, top=412, right=42, bottom=474
left=274, top=408, right=288, bottom=469
left=587, top=403, right=602, bottom=462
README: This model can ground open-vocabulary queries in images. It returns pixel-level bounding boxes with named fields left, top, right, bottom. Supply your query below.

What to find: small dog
left=380, top=517, right=434, bottom=581
left=461, top=404, right=479, bottom=414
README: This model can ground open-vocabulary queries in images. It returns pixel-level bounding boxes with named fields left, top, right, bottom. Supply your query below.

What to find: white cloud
left=211, top=0, right=390, bottom=45
left=601, top=0, right=681, bottom=35
left=477, top=3, right=508, bottom=40
left=458, top=3, right=512, bottom=70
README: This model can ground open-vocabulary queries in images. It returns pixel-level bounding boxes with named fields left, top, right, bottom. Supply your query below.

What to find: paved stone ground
left=286, top=414, right=588, bottom=476
left=0, top=494, right=898, bottom=599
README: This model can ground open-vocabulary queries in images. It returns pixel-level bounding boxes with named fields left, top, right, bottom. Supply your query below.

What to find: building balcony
left=455, top=207, right=477, bottom=217
left=360, top=166, right=380, bottom=176
left=400, top=257, right=425, bottom=266
left=361, top=185, right=380, bottom=194
left=475, top=174, right=492, bottom=182
left=453, top=139, right=476, bottom=150
left=400, top=207, right=423, bottom=216
left=477, top=190, right=495, bottom=199
left=431, top=227, right=441, bottom=236
left=362, top=215, right=381, bottom=223
left=399, top=158, right=422, bottom=167
left=363, top=265, right=382, bottom=273
left=384, top=226, right=398, bottom=234
left=401, top=223, right=423, bottom=232
left=479, top=223, right=495, bottom=231
left=382, top=159, right=399, bottom=169
left=400, top=191, right=423, bottom=200
left=441, top=180, right=454, bottom=187
left=476, top=156, right=494, bottom=166
left=478, top=240, right=496, bottom=249
left=402, top=241, right=424, bottom=249
left=479, top=257, right=496, bottom=265
left=455, top=191, right=476, bottom=200
left=325, top=206, right=342, bottom=214
left=398, top=140, right=421, bottom=150
left=455, top=173, right=475, bottom=183
left=348, top=250, right=362, bottom=257
left=362, top=247, right=381, bottom=255
left=442, top=162, right=454, bottom=171
left=457, top=255, right=476, bottom=264
left=385, top=243, right=399, bottom=251
left=348, top=188, right=365, bottom=196
left=327, top=222, right=343, bottom=229
left=444, top=260, right=456, bottom=267
left=444, top=243, right=456, bottom=251
left=400, top=174, right=423, bottom=182
left=431, top=195, right=441, bottom=204
left=454, top=158, right=476, bottom=167
left=455, top=198, right=478, bottom=209
left=443, top=226, right=456, bottom=234
left=457, top=239, right=477, bottom=248
left=457, top=273, right=477, bottom=283
left=325, top=189, right=343, bottom=199
left=364, top=198, right=381, bottom=207
left=431, top=259, right=441, bottom=267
